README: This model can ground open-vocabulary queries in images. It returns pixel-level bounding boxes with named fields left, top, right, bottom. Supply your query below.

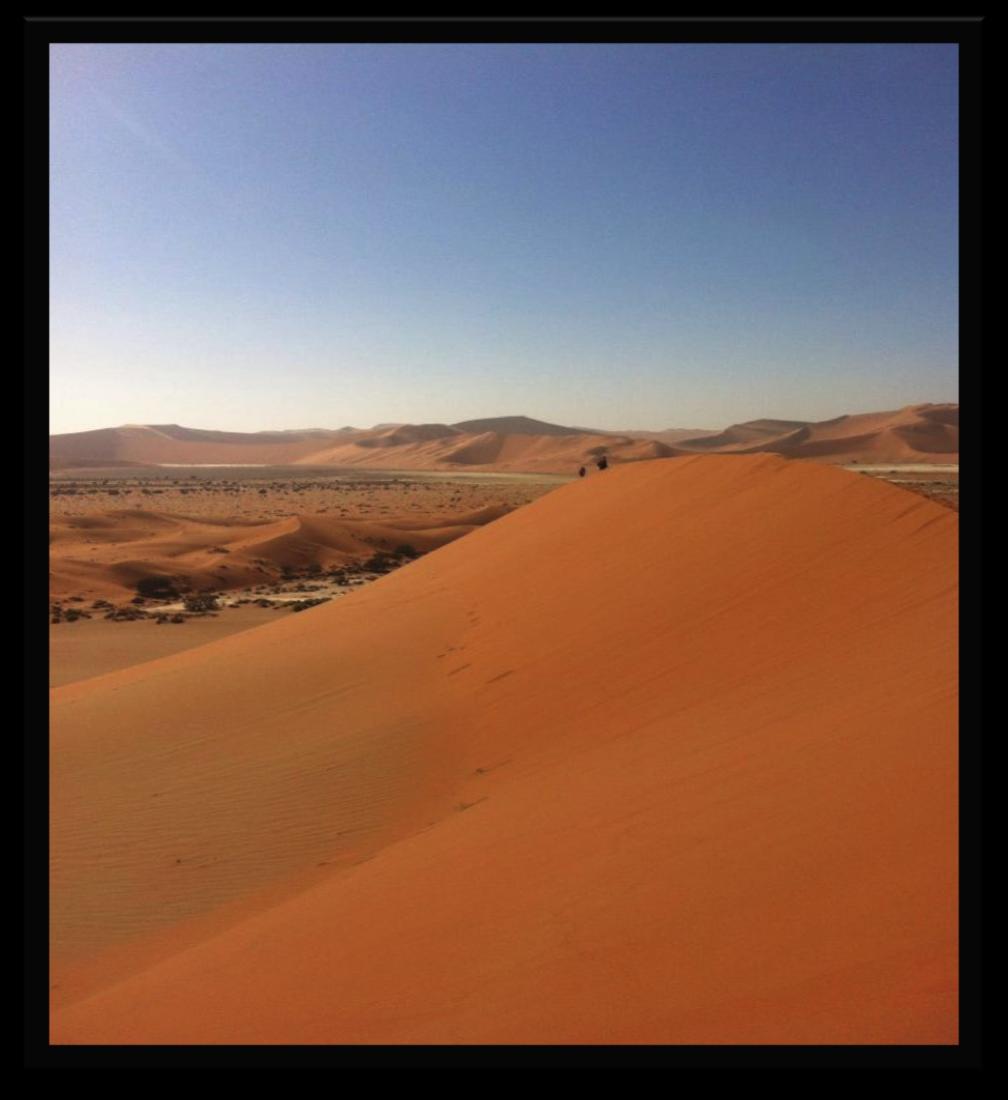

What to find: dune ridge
left=673, top=404, right=959, bottom=462
left=51, top=404, right=957, bottom=474
left=50, top=455, right=957, bottom=1044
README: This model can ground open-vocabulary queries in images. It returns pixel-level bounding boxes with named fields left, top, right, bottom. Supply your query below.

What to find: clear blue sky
left=49, top=43, right=958, bottom=434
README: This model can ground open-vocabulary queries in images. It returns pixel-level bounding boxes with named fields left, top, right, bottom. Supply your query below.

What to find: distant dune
left=453, top=415, right=584, bottom=436
left=609, top=427, right=723, bottom=444
left=48, top=424, right=365, bottom=468
left=671, top=404, right=959, bottom=463
left=49, top=506, right=505, bottom=601
left=51, top=455, right=956, bottom=1043
left=50, top=404, right=958, bottom=474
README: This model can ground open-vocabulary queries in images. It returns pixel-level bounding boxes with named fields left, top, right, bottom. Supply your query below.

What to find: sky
left=49, top=43, right=958, bottom=435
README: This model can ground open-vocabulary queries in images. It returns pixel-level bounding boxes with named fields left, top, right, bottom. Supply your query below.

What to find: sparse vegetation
left=289, top=597, right=331, bottom=612
left=182, top=593, right=219, bottom=613
left=104, top=606, right=149, bottom=621
left=362, top=552, right=396, bottom=574
left=137, top=576, right=181, bottom=600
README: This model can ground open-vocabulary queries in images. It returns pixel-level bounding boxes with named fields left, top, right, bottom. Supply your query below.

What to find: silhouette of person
left=596, top=455, right=608, bottom=471
left=578, top=466, right=586, bottom=478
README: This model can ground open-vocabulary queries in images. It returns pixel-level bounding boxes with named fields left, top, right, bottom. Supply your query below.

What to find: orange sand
left=50, top=455, right=957, bottom=1044
left=50, top=405, right=958, bottom=473
left=48, top=506, right=507, bottom=601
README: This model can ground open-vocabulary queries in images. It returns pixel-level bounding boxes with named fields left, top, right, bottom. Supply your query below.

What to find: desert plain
left=48, top=408, right=958, bottom=1045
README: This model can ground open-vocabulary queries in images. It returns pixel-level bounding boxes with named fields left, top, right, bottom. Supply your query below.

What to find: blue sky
left=49, top=43, right=958, bottom=434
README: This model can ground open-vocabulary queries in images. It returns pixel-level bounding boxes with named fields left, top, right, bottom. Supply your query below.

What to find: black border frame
left=26, top=13, right=983, bottom=1071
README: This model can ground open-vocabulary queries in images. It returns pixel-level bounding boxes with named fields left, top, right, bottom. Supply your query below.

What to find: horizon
left=50, top=44, right=958, bottom=436
left=49, top=398, right=960, bottom=439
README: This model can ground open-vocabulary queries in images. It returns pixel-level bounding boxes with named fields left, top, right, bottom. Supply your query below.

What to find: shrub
left=362, top=552, right=395, bottom=574
left=290, top=597, right=330, bottom=613
left=137, top=576, right=180, bottom=600
left=183, top=593, right=219, bottom=613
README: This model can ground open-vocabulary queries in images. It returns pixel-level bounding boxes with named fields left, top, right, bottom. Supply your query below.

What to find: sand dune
left=49, top=424, right=365, bottom=468
left=49, top=404, right=959, bottom=473
left=677, top=418, right=811, bottom=451
left=50, top=455, right=957, bottom=1043
left=453, top=415, right=585, bottom=436
left=674, top=404, right=959, bottom=463
left=49, top=506, right=498, bottom=600
left=50, top=405, right=958, bottom=474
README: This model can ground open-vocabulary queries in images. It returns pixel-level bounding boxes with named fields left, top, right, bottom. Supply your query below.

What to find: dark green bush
left=136, top=576, right=180, bottom=600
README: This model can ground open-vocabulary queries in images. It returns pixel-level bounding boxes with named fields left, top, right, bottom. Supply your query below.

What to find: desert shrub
left=105, top=606, right=149, bottom=621
left=289, top=597, right=330, bottom=612
left=393, top=544, right=420, bottom=560
left=362, top=552, right=395, bottom=574
left=183, top=593, right=219, bottom=613
left=137, top=576, right=180, bottom=600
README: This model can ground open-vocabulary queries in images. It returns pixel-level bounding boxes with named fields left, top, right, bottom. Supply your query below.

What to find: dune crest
left=50, top=455, right=957, bottom=1044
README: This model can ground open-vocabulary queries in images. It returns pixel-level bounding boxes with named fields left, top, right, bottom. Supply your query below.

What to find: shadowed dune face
left=50, top=455, right=957, bottom=1044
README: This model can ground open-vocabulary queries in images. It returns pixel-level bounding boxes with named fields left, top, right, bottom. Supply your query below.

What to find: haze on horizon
left=50, top=43, right=958, bottom=437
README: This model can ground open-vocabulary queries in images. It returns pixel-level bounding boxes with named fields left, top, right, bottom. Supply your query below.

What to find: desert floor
left=50, top=466, right=566, bottom=685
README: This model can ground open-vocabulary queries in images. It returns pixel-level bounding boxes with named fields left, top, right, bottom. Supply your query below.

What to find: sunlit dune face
left=50, top=456, right=957, bottom=1045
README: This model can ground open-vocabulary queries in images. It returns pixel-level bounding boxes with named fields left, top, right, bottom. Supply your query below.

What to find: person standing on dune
left=578, top=466, right=586, bottom=478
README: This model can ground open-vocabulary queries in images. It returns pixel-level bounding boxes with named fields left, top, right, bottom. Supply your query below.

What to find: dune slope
left=49, top=507, right=499, bottom=600
left=674, top=404, right=959, bottom=463
left=50, top=455, right=957, bottom=1044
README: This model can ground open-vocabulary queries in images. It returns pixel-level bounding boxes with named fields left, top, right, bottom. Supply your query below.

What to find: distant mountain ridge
left=50, top=404, right=957, bottom=473
left=452, top=415, right=583, bottom=437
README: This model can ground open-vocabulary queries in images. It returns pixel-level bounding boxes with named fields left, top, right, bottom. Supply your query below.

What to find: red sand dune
left=50, top=405, right=957, bottom=473
left=48, top=424, right=364, bottom=468
left=49, top=506, right=503, bottom=600
left=674, top=404, right=959, bottom=464
left=50, top=455, right=957, bottom=1044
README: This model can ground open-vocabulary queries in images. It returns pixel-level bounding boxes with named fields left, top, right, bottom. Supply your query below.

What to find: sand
left=49, top=608, right=288, bottom=687
left=48, top=472, right=558, bottom=603
left=50, top=404, right=959, bottom=474
left=49, top=454, right=958, bottom=1044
